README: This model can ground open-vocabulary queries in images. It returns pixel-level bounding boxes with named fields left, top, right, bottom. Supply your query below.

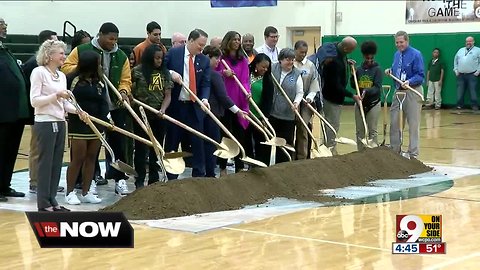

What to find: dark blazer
left=0, top=46, right=30, bottom=124
left=209, top=70, right=234, bottom=118
left=165, top=46, right=211, bottom=122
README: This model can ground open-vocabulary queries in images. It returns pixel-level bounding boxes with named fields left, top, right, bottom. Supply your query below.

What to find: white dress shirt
left=179, top=47, right=195, bottom=101
left=256, top=43, right=279, bottom=63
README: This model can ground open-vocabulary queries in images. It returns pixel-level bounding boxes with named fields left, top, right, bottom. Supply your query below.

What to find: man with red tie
left=165, top=29, right=211, bottom=179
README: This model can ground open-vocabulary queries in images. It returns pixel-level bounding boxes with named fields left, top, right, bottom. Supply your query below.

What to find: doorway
left=287, top=27, right=321, bottom=56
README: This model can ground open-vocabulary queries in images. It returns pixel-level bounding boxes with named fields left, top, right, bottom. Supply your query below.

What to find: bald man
left=454, top=36, right=480, bottom=110
left=318, top=36, right=359, bottom=155
left=171, top=32, right=186, bottom=48
left=242, top=33, right=257, bottom=63
left=0, top=18, right=29, bottom=200
left=210, top=36, right=222, bottom=48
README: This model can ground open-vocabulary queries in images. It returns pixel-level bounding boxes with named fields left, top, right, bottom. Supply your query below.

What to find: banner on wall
left=406, top=0, right=480, bottom=24
left=211, top=0, right=277, bottom=8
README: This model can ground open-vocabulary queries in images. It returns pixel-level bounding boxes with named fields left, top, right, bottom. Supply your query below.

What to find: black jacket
left=21, top=55, right=38, bottom=124
left=321, top=43, right=353, bottom=105
left=209, top=70, right=235, bottom=118
left=0, top=45, right=31, bottom=124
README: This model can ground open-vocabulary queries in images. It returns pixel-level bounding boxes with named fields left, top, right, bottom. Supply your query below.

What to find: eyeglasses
left=0, top=22, right=7, bottom=27
left=268, top=35, right=279, bottom=39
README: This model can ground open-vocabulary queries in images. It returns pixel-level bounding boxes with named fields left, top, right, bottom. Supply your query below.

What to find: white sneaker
left=89, top=181, right=98, bottom=195
left=65, top=191, right=81, bottom=205
left=115, top=179, right=129, bottom=196
left=79, top=192, right=102, bottom=204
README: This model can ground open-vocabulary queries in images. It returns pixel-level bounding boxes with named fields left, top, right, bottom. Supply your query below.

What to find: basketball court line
left=221, top=227, right=449, bottom=260
left=426, top=195, right=480, bottom=203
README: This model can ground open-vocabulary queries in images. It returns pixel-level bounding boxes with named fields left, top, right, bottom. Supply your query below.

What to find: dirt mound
left=102, top=147, right=431, bottom=219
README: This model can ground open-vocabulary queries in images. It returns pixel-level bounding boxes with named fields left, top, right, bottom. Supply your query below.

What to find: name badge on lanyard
left=400, top=71, right=407, bottom=81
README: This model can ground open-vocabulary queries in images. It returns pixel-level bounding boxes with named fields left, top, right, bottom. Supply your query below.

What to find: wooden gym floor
left=0, top=106, right=479, bottom=269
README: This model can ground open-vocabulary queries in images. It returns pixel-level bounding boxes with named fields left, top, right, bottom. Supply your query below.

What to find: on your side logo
left=25, top=212, right=134, bottom=248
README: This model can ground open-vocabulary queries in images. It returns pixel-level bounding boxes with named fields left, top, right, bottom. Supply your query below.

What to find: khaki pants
left=426, top=81, right=442, bottom=108
left=294, top=104, right=313, bottom=159
left=390, top=87, right=423, bottom=158
left=355, top=102, right=381, bottom=151
left=323, top=99, right=342, bottom=153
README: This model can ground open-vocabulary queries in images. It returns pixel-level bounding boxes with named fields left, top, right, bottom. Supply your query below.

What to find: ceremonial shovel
left=66, top=92, right=138, bottom=177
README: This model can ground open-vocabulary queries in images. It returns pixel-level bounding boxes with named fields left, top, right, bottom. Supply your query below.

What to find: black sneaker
left=57, top=186, right=65, bottom=192
left=95, top=175, right=108, bottom=186
left=29, top=185, right=37, bottom=194
left=1, top=188, right=25, bottom=197
left=53, top=206, right=71, bottom=212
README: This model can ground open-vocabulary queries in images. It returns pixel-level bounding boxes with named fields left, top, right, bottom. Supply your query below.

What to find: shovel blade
left=335, top=137, right=357, bottom=146
left=282, top=144, right=295, bottom=152
left=112, top=161, right=138, bottom=177
left=241, top=156, right=268, bottom=168
left=213, top=149, right=237, bottom=159
left=162, top=158, right=186, bottom=175
left=221, top=137, right=240, bottom=156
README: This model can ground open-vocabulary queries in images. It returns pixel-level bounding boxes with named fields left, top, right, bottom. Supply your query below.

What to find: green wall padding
left=322, top=32, right=479, bottom=106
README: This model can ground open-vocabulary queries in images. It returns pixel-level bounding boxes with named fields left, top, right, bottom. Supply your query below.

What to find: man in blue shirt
left=385, top=31, right=424, bottom=159
left=453, top=36, right=480, bottom=110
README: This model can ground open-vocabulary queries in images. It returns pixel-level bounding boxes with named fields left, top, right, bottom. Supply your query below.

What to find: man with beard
left=319, top=36, right=359, bottom=155
left=0, top=17, right=29, bottom=201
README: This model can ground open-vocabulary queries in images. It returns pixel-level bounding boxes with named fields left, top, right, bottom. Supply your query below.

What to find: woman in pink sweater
left=215, top=31, right=251, bottom=175
left=30, top=40, right=85, bottom=212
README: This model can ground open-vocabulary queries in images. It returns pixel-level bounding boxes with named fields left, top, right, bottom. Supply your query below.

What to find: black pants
left=133, top=109, right=166, bottom=187
left=269, top=116, right=295, bottom=164
left=204, top=116, right=221, bottom=177
left=218, top=111, right=248, bottom=172
left=245, top=124, right=270, bottom=166
left=105, top=108, right=128, bottom=181
left=34, top=121, right=66, bottom=209
left=0, top=121, right=25, bottom=193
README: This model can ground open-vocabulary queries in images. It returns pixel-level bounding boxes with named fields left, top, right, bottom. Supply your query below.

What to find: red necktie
left=189, top=54, right=196, bottom=101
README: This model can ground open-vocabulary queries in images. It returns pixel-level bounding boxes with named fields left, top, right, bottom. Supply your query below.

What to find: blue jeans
left=456, top=73, right=478, bottom=108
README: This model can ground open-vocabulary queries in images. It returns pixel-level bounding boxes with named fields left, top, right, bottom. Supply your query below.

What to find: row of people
left=0, top=16, right=424, bottom=209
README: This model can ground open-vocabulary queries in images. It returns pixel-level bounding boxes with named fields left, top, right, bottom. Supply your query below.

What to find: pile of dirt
left=102, top=147, right=431, bottom=219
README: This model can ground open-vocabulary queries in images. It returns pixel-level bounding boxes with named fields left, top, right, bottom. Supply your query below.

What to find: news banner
left=392, top=214, right=446, bottom=254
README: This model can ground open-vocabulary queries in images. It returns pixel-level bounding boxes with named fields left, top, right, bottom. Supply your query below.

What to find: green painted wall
left=322, top=32, right=479, bottom=106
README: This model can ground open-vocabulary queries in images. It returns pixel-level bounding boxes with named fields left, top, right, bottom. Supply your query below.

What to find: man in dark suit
left=165, top=29, right=210, bottom=179
left=0, top=18, right=28, bottom=201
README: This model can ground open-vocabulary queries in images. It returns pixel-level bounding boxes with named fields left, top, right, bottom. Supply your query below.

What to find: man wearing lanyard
left=453, top=36, right=480, bottom=110
left=385, top=31, right=424, bottom=159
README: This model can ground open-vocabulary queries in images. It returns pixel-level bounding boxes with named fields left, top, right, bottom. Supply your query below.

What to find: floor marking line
left=426, top=195, right=480, bottom=203
left=222, top=227, right=449, bottom=260
left=222, top=226, right=389, bottom=251
left=424, top=252, right=480, bottom=270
